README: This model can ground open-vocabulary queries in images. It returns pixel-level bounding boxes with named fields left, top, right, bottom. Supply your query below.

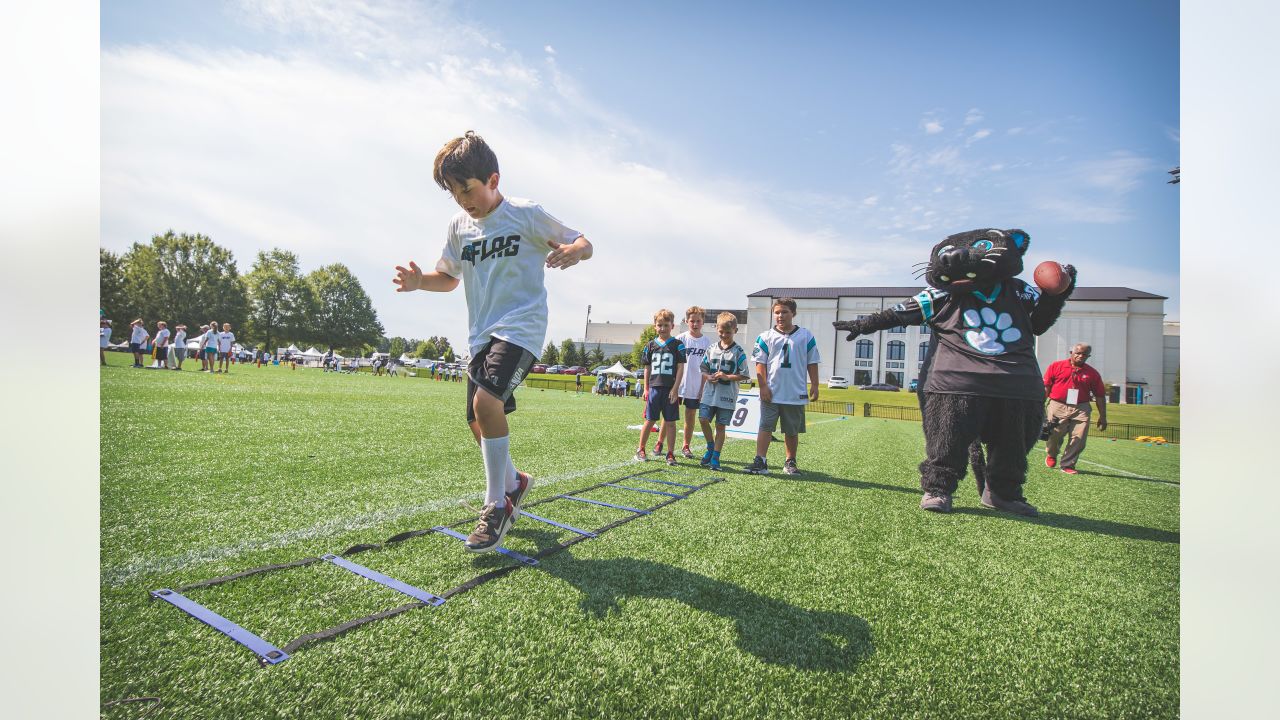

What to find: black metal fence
left=859, top=402, right=1179, bottom=443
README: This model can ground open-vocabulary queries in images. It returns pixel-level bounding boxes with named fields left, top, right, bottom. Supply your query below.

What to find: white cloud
left=964, top=108, right=983, bottom=125
left=967, top=128, right=991, bottom=145
left=862, top=195, right=879, bottom=206
left=544, top=45, right=556, bottom=55
left=102, top=8, right=908, bottom=349
left=922, top=119, right=944, bottom=134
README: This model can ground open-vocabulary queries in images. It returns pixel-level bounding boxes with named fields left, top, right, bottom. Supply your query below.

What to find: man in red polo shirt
left=1043, top=343, right=1108, bottom=474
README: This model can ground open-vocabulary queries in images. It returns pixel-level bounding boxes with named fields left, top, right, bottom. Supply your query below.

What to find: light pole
left=584, top=304, right=592, bottom=344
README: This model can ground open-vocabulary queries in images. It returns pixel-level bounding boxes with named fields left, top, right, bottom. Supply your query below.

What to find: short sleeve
left=524, top=203, right=582, bottom=253
left=435, top=220, right=463, bottom=278
left=805, top=332, right=821, bottom=365
left=640, top=343, right=651, bottom=365
left=676, top=341, right=687, bottom=363
left=752, top=336, right=768, bottom=364
left=699, top=353, right=711, bottom=374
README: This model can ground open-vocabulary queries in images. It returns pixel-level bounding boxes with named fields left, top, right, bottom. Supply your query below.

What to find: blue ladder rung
left=321, top=554, right=446, bottom=606
left=637, top=475, right=699, bottom=489
left=519, top=511, right=597, bottom=537
left=150, top=589, right=289, bottom=666
left=556, top=495, right=651, bottom=514
left=431, top=526, right=538, bottom=566
left=604, top=483, right=685, bottom=498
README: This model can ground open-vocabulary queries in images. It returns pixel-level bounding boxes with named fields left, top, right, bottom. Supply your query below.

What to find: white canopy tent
left=303, top=347, right=322, bottom=357
left=601, top=361, right=636, bottom=377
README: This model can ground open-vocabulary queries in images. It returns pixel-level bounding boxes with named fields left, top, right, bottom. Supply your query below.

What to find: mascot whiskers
left=834, top=228, right=1074, bottom=516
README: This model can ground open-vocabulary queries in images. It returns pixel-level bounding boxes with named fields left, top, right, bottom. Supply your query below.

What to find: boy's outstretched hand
left=546, top=237, right=592, bottom=270
left=393, top=261, right=424, bottom=292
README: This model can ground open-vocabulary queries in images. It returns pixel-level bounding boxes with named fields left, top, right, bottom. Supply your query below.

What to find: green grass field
left=101, top=352, right=1179, bottom=719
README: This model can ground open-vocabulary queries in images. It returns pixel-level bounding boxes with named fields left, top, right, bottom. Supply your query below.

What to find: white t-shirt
left=173, top=330, right=186, bottom=348
left=100, top=327, right=112, bottom=348
left=435, top=197, right=582, bottom=356
left=676, top=331, right=713, bottom=400
left=751, top=325, right=821, bottom=405
left=130, top=324, right=147, bottom=344
left=202, top=330, right=218, bottom=349
left=155, top=328, right=170, bottom=347
left=218, top=332, right=235, bottom=352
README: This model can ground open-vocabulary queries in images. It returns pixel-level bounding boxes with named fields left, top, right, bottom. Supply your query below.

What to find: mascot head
left=923, top=228, right=1029, bottom=292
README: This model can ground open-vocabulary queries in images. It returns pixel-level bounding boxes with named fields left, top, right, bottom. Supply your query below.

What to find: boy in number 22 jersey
left=747, top=297, right=820, bottom=476
left=394, top=131, right=593, bottom=553
left=635, top=309, right=686, bottom=466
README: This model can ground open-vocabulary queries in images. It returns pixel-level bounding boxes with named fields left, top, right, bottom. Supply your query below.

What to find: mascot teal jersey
left=907, top=280, right=1045, bottom=401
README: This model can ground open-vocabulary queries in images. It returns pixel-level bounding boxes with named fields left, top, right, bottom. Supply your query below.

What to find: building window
left=919, top=324, right=930, bottom=336
left=918, top=342, right=929, bottom=361
left=854, top=370, right=872, bottom=385
left=885, top=371, right=903, bottom=387
left=887, top=341, right=905, bottom=361
left=889, top=325, right=906, bottom=333
left=855, top=339, right=874, bottom=359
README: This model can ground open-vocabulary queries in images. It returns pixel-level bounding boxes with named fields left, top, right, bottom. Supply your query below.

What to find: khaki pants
left=1045, top=399, right=1091, bottom=468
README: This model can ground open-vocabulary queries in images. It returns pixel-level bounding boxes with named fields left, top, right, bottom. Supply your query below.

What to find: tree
left=305, top=263, right=384, bottom=354
left=587, top=343, right=606, bottom=368
left=388, top=337, right=406, bottom=359
left=99, top=248, right=129, bottom=321
left=631, top=326, right=658, bottom=369
left=560, top=338, right=580, bottom=366
left=244, top=249, right=313, bottom=353
left=120, top=230, right=248, bottom=334
left=414, top=339, right=434, bottom=359
left=540, top=341, right=560, bottom=365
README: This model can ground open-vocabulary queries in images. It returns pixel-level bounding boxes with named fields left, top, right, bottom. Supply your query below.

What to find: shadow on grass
left=778, top=470, right=1178, bottom=544
left=1070, top=468, right=1180, bottom=487
left=510, top=529, right=874, bottom=672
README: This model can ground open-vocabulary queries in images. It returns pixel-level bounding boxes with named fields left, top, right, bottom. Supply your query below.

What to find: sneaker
left=507, top=471, right=532, bottom=519
left=1045, top=456, right=1056, bottom=468
left=745, top=456, right=768, bottom=475
left=699, top=449, right=713, bottom=467
left=634, top=449, right=647, bottom=462
left=654, top=441, right=664, bottom=455
left=783, top=458, right=800, bottom=475
left=1060, top=467, right=1078, bottom=475
left=682, top=445, right=693, bottom=459
left=708, top=456, right=721, bottom=471
left=920, top=492, right=953, bottom=513
left=464, top=499, right=516, bottom=553
left=981, top=488, right=1039, bottom=517
left=666, top=453, right=677, bottom=466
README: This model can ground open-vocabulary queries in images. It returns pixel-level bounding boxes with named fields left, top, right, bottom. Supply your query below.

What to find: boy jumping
left=746, top=298, right=820, bottom=475
left=635, top=309, right=686, bottom=466
left=675, top=306, right=714, bottom=459
left=699, top=312, right=749, bottom=471
left=394, top=130, right=592, bottom=553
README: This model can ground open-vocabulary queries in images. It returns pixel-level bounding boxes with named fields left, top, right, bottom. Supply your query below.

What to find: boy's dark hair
left=433, top=131, right=499, bottom=191
left=773, top=297, right=797, bottom=313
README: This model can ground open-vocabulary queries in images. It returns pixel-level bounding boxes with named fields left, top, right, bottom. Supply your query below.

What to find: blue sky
left=101, top=0, right=1179, bottom=349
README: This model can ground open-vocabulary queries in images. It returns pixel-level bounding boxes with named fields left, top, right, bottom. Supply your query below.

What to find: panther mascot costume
left=833, top=228, right=1074, bottom=516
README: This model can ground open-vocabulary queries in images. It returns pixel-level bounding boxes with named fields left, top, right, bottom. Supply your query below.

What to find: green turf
left=101, top=351, right=1179, bottom=718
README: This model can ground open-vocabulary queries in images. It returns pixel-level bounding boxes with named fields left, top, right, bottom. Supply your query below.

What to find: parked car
left=826, top=375, right=849, bottom=389
left=563, top=365, right=587, bottom=375
left=908, top=379, right=919, bottom=392
left=590, top=365, right=610, bottom=375
left=531, top=364, right=548, bottom=374
left=546, top=365, right=566, bottom=374
left=859, top=383, right=901, bottom=392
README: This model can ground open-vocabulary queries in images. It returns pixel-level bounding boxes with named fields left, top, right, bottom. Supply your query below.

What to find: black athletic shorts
left=466, top=338, right=536, bottom=423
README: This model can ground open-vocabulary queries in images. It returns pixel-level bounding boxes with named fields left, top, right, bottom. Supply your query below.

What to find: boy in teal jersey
left=747, top=298, right=820, bottom=475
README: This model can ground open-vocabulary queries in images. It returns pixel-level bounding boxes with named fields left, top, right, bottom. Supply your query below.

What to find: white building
left=583, top=309, right=750, bottom=364
left=746, top=286, right=1176, bottom=405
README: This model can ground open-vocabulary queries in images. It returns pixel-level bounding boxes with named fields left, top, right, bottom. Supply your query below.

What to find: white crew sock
left=481, top=435, right=514, bottom=506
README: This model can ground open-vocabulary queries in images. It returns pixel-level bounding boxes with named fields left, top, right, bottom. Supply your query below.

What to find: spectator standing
left=100, top=318, right=112, bottom=366
left=1043, top=343, right=1108, bottom=475
left=152, top=321, right=171, bottom=369
left=202, top=321, right=220, bottom=372
left=129, top=319, right=148, bottom=368
left=217, top=323, right=236, bottom=373
left=172, top=325, right=187, bottom=371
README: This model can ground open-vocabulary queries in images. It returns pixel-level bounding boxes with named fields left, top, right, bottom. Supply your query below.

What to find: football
left=1033, top=261, right=1071, bottom=295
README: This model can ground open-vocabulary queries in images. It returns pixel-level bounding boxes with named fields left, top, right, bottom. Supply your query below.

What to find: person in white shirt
left=202, top=321, right=220, bottom=372
left=172, top=325, right=187, bottom=370
left=129, top=318, right=149, bottom=368
left=152, top=321, right=171, bottom=369
left=217, top=323, right=235, bottom=373
left=100, top=318, right=112, bottom=366
left=393, top=130, right=592, bottom=554
left=675, top=306, right=715, bottom=460
left=746, top=298, right=821, bottom=476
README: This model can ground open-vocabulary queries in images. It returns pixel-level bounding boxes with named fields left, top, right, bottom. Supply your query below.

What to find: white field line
left=103, top=459, right=639, bottom=587
left=1074, top=458, right=1168, bottom=482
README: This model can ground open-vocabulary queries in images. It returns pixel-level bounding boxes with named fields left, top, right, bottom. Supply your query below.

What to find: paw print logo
left=962, top=307, right=1021, bottom=355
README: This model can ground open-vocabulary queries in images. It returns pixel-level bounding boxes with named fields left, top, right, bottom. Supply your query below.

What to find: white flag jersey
left=752, top=326, right=820, bottom=405
left=675, top=332, right=713, bottom=399
left=436, top=197, right=582, bottom=356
